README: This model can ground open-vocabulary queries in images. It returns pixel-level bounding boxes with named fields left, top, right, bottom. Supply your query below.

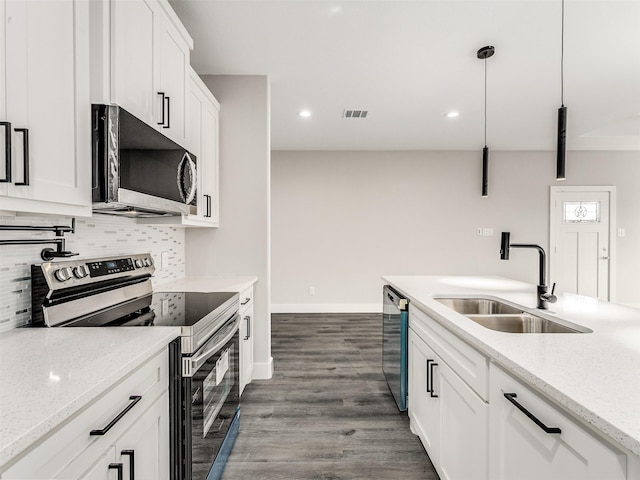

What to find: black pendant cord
left=484, top=56, right=488, bottom=148
left=556, top=0, right=567, bottom=180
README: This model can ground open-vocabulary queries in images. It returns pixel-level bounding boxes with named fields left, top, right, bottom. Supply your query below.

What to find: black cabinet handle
left=204, top=194, right=211, bottom=217
left=429, top=361, right=438, bottom=398
left=241, top=298, right=250, bottom=306
left=0, top=122, right=11, bottom=182
left=108, top=463, right=124, bottom=480
left=244, top=315, right=251, bottom=340
left=157, top=92, right=166, bottom=126
left=13, top=128, right=29, bottom=186
left=503, top=393, right=561, bottom=434
left=426, top=359, right=433, bottom=393
left=121, top=450, right=135, bottom=480
left=90, top=395, right=142, bottom=436
left=164, top=96, right=170, bottom=129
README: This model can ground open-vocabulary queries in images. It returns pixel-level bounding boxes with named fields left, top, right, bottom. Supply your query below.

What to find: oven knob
left=73, top=265, right=89, bottom=279
left=143, top=258, right=152, bottom=267
left=54, top=267, right=72, bottom=282
left=135, top=259, right=144, bottom=268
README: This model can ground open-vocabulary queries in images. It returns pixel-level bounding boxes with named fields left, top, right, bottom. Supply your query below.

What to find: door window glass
left=563, top=201, right=600, bottom=223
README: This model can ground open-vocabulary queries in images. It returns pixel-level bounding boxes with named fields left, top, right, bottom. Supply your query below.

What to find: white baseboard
left=271, top=304, right=382, bottom=314
left=252, top=357, right=274, bottom=380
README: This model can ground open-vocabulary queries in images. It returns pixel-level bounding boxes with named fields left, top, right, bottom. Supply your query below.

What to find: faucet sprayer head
left=500, top=232, right=511, bottom=260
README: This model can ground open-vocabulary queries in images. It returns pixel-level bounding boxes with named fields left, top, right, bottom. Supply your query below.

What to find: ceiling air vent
left=343, top=109, right=368, bottom=119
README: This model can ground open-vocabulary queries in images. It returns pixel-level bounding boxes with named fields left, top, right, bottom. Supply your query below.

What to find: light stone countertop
left=155, top=276, right=257, bottom=294
left=0, top=326, right=180, bottom=470
left=382, top=275, right=640, bottom=457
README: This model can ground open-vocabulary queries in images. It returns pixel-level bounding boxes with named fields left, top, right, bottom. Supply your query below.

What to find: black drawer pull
left=241, top=298, right=250, bottom=306
left=204, top=194, right=211, bottom=217
left=108, top=463, right=124, bottom=480
left=14, top=128, right=29, bottom=186
left=244, top=315, right=251, bottom=340
left=429, top=361, right=438, bottom=398
left=426, top=359, right=433, bottom=393
left=164, top=95, right=170, bottom=129
left=157, top=92, right=166, bottom=126
left=121, top=450, right=135, bottom=480
left=504, top=393, right=561, bottom=434
left=90, top=395, right=142, bottom=436
left=0, top=121, right=11, bottom=182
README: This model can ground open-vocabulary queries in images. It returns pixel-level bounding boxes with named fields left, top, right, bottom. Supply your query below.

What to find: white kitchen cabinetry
left=409, top=307, right=489, bottom=480
left=109, top=0, right=191, bottom=146
left=2, top=349, right=170, bottom=479
left=239, top=286, right=255, bottom=395
left=489, top=363, right=627, bottom=480
left=141, top=68, right=220, bottom=228
left=0, top=0, right=91, bottom=216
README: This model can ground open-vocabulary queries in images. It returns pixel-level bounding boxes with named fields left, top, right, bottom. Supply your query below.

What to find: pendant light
left=556, top=0, right=567, bottom=180
left=477, top=45, right=495, bottom=198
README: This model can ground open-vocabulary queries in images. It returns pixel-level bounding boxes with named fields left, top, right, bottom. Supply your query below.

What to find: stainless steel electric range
left=30, top=253, right=241, bottom=480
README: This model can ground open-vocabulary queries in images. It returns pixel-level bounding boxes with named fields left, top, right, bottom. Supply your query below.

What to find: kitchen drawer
left=3, top=348, right=168, bottom=478
left=489, top=363, right=627, bottom=480
left=239, top=286, right=253, bottom=313
left=410, top=306, right=489, bottom=401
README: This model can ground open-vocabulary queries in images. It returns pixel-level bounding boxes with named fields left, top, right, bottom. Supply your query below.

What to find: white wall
left=185, top=75, right=272, bottom=378
left=271, top=150, right=640, bottom=310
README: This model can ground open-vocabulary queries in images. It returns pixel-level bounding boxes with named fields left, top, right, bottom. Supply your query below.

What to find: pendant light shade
left=556, top=0, right=567, bottom=180
left=477, top=45, right=495, bottom=198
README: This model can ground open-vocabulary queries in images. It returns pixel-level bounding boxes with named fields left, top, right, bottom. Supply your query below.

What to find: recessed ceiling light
left=445, top=111, right=460, bottom=118
left=298, top=110, right=311, bottom=118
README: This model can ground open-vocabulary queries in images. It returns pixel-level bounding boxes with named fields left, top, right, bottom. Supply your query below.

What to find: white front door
left=550, top=187, right=615, bottom=301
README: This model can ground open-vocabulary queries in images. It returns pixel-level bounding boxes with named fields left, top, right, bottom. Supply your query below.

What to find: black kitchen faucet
left=500, top=231, right=557, bottom=310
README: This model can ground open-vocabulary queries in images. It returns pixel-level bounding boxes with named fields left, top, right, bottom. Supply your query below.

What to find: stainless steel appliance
left=382, top=285, right=409, bottom=411
left=92, top=104, right=198, bottom=218
left=30, top=253, right=241, bottom=480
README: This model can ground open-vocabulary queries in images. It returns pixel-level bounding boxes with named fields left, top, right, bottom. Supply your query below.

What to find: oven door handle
left=182, top=314, right=239, bottom=377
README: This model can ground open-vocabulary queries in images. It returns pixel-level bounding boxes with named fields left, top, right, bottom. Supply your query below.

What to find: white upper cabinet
left=0, top=0, right=91, bottom=216
left=109, top=0, right=191, bottom=146
left=140, top=67, right=220, bottom=228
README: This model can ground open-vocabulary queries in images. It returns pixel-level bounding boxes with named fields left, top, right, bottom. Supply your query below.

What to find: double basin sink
left=434, top=297, right=590, bottom=334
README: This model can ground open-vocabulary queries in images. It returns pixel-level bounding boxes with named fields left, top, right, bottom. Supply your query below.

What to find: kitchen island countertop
left=383, top=275, right=640, bottom=457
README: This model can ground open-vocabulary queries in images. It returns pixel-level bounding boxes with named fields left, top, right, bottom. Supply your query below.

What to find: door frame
left=549, top=186, right=617, bottom=302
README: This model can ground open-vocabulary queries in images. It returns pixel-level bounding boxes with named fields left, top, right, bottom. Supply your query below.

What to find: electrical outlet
left=161, top=251, right=169, bottom=269
left=483, top=228, right=494, bottom=236
left=308, top=286, right=315, bottom=295
left=161, top=298, right=169, bottom=316
left=618, top=228, right=626, bottom=237
left=476, top=228, right=483, bottom=236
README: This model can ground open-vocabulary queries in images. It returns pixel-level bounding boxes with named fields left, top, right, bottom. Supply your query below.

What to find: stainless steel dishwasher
left=382, top=285, right=409, bottom=411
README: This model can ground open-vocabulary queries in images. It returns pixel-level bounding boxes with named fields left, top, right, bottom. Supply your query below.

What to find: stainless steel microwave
left=92, top=104, right=197, bottom=217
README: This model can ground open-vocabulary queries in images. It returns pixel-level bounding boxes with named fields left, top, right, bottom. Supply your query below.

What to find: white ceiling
left=169, top=0, right=640, bottom=151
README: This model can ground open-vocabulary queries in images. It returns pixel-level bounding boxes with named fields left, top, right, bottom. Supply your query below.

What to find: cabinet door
left=438, top=361, right=489, bottom=480
left=0, top=0, right=7, bottom=197
left=240, top=303, right=254, bottom=395
left=408, top=328, right=439, bottom=459
left=57, top=446, right=117, bottom=480
left=489, top=364, right=627, bottom=480
left=115, top=391, right=170, bottom=480
left=2, top=0, right=90, bottom=212
left=157, top=15, right=189, bottom=145
left=111, top=0, right=156, bottom=125
left=200, top=98, right=220, bottom=225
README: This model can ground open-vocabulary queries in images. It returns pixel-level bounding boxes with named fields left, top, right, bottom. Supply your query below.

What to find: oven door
left=183, top=314, right=240, bottom=480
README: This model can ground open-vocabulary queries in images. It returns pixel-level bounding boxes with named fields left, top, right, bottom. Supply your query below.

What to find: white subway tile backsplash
left=0, top=215, right=185, bottom=332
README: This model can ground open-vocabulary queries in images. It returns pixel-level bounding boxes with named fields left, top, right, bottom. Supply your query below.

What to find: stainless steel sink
left=435, top=297, right=523, bottom=315
left=434, top=297, right=590, bottom=334
left=465, top=314, right=581, bottom=333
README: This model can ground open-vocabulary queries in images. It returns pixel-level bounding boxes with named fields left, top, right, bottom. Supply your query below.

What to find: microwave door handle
left=182, top=315, right=239, bottom=377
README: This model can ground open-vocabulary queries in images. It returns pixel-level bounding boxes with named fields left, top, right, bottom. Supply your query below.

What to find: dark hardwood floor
left=221, top=313, right=439, bottom=480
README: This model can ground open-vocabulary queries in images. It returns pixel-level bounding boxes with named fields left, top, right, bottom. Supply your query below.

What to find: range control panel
left=36, top=253, right=155, bottom=288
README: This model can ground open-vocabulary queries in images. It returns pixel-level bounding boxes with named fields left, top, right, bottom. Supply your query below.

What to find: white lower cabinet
left=2, top=348, right=170, bottom=480
left=239, top=286, right=255, bottom=395
left=489, top=363, right=627, bottom=480
left=408, top=322, right=489, bottom=480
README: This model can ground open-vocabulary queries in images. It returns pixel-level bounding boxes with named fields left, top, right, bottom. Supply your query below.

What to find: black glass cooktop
left=64, top=291, right=237, bottom=328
